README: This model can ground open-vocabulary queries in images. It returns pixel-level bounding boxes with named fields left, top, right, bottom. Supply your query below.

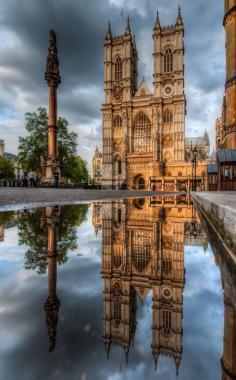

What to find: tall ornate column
left=42, top=206, right=61, bottom=352
left=42, top=30, right=63, bottom=185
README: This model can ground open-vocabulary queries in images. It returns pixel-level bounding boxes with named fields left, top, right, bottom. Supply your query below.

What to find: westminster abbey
left=100, top=8, right=210, bottom=190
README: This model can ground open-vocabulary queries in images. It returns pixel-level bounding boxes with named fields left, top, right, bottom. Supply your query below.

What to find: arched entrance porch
left=133, top=174, right=146, bottom=190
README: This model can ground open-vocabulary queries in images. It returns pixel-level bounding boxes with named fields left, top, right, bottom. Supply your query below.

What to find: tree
left=0, top=156, right=15, bottom=180
left=64, top=155, right=89, bottom=184
left=18, top=107, right=77, bottom=175
left=18, top=204, right=88, bottom=275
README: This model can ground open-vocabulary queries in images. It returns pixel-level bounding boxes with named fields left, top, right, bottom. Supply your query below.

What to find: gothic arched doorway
left=133, top=174, right=146, bottom=190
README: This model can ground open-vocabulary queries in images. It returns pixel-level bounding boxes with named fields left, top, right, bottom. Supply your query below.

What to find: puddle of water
left=0, top=195, right=234, bottom=380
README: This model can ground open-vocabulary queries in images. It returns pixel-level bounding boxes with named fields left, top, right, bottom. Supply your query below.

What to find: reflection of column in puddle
left=43, top=206, right=61, bottom=352
left=221, top=295, right=236, bottom=379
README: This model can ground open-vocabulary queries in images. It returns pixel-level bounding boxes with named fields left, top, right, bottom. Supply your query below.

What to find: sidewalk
left=192, top=191, right=236, bottom=261
left=0, top=187, right=179, bottom=211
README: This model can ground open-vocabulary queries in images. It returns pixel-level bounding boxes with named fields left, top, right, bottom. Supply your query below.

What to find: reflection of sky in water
left=0, top=206, right=224, bottom=380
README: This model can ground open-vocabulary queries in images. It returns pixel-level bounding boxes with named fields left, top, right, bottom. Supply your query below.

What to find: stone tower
left=101, top=199, right=185, bottom=373
left=224, top=0, right=236, bottom=148
left=102, top=20, right=138, bottom=188
left=153, top=7, right=186, bottom=163
left=102, top=9, right=188, bottom=190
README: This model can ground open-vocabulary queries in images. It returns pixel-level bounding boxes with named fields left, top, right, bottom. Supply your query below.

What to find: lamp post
left=191, top=146, right=197, bottom=191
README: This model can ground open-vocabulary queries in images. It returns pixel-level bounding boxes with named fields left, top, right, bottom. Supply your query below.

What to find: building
left=211, top=1, right=236, bottom=191
left=222, top=0, right=236, bottom=149
left=185, top=130, right=210, bottom=161
left=100, top=197, right=207, bottom=373
left=216, top=117, right=224, bottom=150
left=218, top=148, right=236, bottom=190
left=0, top=139, right=23, bottom=180
left=92, top=147, right=102, bottom=187
left=101, top=8, right=209, bottom=191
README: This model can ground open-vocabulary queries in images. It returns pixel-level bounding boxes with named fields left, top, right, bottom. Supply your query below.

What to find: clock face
left=163, top=84, right=173, bottom=97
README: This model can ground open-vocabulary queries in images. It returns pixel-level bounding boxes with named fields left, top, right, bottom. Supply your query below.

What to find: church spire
left=154, top=10, right=161, bottom=30
left=176, top=5, right=183, bottom=26
left=175, top=356, right=181, bottom=376
left=104, top=340, right=111, bottom=360
left=123, top=346, right=130, bottom=363
left=105, top=21, right=112, bottom=40
left=152, top=350, right=159, bottom=371
left=125, top=17, right=131, bottom=35
left=204, top=129, right=210, bottom=145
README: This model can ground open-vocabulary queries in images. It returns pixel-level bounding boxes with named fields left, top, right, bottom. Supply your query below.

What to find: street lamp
left=191, top=146, right=197, bottom=191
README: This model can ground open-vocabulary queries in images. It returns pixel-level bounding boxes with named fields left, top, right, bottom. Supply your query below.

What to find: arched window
left=163, top=109, right=173, bottom=124
left=113, top=115, right=122, bottom=128
left=132, top=230, right=151, bottom=272
left=114, top=156, right=122, bottom=175
left=112, top=301, right=121, bottom=326
left=133, top=113, right=152, bottom=153
left=162, top=310, right=172, bottom=335
left=117, top=160, right=121, bottom=174
left=115, top=56, right=122, bottom=81
left=113, top=255, right=122, bottom=268
left=162, top=259, right=172, bottom=275
left=164, top=48, right=173, bottom=73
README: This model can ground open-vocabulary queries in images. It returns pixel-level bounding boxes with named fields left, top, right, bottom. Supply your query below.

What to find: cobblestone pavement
left=0, top=187, right=179, bottom=211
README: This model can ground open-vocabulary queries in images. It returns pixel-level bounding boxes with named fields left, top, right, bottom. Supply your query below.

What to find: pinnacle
left=105, top=20, right=112, bottom=40
left=125, top=16, right=131, bottom=35
left=154, top=9, right=161, bottom=30
left=176, top=5, right=183, bottom=25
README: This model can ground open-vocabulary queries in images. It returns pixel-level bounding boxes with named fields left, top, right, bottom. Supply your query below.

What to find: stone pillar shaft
left=48, top=86, right=57, bottom=157
left=48, top=226, right=57, bottom=298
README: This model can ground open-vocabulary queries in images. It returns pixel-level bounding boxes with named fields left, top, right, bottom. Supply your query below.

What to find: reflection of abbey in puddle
left=95, top=196, right=208, bottom=373
left=41, top=206, right=60, bottom=352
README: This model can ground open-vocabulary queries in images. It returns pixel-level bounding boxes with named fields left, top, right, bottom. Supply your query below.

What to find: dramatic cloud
left=0, top=0, right=225, bottom=169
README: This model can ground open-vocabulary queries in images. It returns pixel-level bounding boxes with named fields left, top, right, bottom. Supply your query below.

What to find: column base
left=41, top=156, right=66, bottom=186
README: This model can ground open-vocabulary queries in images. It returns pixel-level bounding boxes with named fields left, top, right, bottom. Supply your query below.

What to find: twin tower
left=102, top=8, right=186, bottom=190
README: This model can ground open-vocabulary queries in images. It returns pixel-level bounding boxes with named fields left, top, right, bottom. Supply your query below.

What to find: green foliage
left=64, top=155, right=89, bottom=183
left=0, top=156, right=15, bottom=180
left=18, top=107, right=77, bottom=174
left=0, top=211, right=15, bottom=226
left=18, top=204, right=88, bottom=275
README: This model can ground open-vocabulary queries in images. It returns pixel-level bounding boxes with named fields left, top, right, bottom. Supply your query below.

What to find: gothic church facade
left=102, top=8, right=207, bottom=190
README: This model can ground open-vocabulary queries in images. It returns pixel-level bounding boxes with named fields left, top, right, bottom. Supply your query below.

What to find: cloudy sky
left=0, top=0, right=225, bottom=171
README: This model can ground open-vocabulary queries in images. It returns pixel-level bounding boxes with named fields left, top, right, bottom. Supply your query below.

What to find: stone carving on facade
left=164, top=151, right=173, bottom=162
left=113, top=139, right=122, bottom=152
left=163, top=135, right=173, bottom=148
left=163, top=236, right=173, bottom=249
left=112, top=84, right=123, bottom=102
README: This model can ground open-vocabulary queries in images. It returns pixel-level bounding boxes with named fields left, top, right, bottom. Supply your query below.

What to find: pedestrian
left=22, top=172, right=28, bottom=187
left=29, top=171, right=34, bottom=187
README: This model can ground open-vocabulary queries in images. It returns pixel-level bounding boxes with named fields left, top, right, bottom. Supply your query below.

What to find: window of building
left=118, top=208, right=122, bottom=223
left=162, top=310, right=172, bottom=335
left=162, top=259, right=172, bottom=275
left=163, top=109, right=173, bottom=124
left=112, top=301, right=121, bottom=325
left=113, top=115, right=122, bottom=128
left=115, top=56, right=122, bottom=81
left=118, top=160, right=122, bottom=175
left=132, top=230, right=151, bottom=272
left=164, top=48, right=173, bottom=73
left=133, top=113, right=152, bottom=153
left=112, top=255, right=122, bottom=268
